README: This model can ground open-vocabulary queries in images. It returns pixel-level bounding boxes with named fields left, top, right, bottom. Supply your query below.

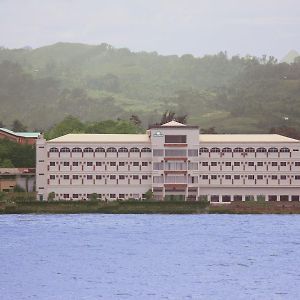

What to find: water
left=0, top=215, right=300, bottom=300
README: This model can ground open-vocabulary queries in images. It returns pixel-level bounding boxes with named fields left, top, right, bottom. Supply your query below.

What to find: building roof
left=161, top=120, right=186, bottom=127
left=49, top=134, right=150, bottom=143
left=199, top=134, right=299, bottom=143
left=0, top=168, right=35, bottom=175
left=0, top=128, right=40, bottom=138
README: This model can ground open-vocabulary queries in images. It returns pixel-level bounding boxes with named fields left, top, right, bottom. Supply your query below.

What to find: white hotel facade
left=36, top=121, right=300, bottom=202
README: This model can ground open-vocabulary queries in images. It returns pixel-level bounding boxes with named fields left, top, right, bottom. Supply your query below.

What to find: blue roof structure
left=0, top=128, right=40, bottom=138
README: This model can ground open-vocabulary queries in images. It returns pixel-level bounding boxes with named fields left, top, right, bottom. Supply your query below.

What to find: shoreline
left=1, top=200, right=300, bottom=214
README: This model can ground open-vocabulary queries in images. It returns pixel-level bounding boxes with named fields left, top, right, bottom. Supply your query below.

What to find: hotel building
left=36, top=121, right=300, bottom=202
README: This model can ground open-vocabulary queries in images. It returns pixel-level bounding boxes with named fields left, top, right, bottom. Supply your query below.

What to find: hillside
left=0, top=42, right=300, bottom=133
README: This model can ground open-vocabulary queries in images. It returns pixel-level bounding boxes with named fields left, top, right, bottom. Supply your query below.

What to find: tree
left=130, top=114, right=142, bottom=126
left=0, top=158, right=14, bottom=168
left=89, top=193, right=98, bottom=201
left=144, top=189, right=154, bottom=201
left=12, top=120, right=27, bottom=132
left=47, top=192, right=55, bottom=201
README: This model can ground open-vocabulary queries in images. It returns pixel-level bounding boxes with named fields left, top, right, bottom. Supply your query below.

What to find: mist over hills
left=0, top=42, right=300, bottom=133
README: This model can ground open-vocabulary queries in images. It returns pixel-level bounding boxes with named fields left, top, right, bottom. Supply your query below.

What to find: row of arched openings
left=199, top=147, right=290, bottom=153
left=49, top=147, right=152, bottom=153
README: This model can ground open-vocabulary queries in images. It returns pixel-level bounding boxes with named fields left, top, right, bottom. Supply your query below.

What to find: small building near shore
left=0, top=128, right=40, bottom=145
left=0, top=168, right=36, bottom=192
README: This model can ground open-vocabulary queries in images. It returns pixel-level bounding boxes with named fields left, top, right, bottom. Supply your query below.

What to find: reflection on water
left=0, top=214, right=300, bottom=299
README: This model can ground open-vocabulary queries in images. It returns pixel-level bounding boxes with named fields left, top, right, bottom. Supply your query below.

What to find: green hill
left=0, top=42, right=300, bottom=133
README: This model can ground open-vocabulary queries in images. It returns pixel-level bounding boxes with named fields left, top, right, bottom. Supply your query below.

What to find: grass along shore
left=1, top=198, right=300, bottom=214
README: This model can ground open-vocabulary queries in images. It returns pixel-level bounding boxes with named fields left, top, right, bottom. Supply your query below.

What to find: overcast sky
left=0, top=0, right=299, bottom=59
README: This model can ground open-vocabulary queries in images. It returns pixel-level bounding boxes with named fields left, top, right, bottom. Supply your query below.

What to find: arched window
left=222, top=147, right=232, bottom=153
left=141, top=147, right=151, bottom=153
left=199, top=147, right=209, bottom=153
left=95, top=147, right=105, bottom=153
left=83, top=147, right=93, bottom=153
left=118, top=147, right=128, bottom=153
left=245, top=147, right=255, bottom=153
left=233, top=147, right=244, bottom=153
left=211, top=147, right=220, bottom=153
left=280, top=147, right=290, bottom=153
left=49, top=147, right=59, bottom=153
left=130, top=147, right=140, bottom=152
left=257, top=147, right=266, bottom=153
left=107, top=147, right=117, bottom=153
left=268, top=147, right=278, bottom=153
left=60, top=147, right=70, bottom=153
left=72, top=147, right=82, bottom=153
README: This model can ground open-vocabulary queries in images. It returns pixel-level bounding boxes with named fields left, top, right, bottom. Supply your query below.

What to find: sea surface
left=0, top=214, right=300, bottom=300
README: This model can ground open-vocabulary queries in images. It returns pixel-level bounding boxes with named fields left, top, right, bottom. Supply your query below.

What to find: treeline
left=1, top=43, right=300, bottom=133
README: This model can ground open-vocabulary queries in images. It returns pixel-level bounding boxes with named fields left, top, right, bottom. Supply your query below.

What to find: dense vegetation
left=0, top=42, right=300, bottom=133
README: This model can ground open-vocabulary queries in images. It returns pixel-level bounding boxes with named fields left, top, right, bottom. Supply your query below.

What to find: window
left=119, top=194, right=125, bottom=199
left=280, top=162, right=287, bottom=166
left=268, top=147, right=278, bottom=153
left=83, top=147, right=93, bottom=153
left=153, top=149, right=164, bottom=156
left=202, top=162, right=209, bottom=166
left=165, top=149, right=187, bottom=156
left=153, top=162, right=163, bottom=170
left=211, top=148, right=220, bottom=153
left=295, top=162, right=300, bottom=166
left=292, top=195, right=300, bottom=201
left=63, top=175, right=69, bottom=180
left=73, top=162, right=79, bottom=166
left=87, top=162, right=93, bottom=166
left=142, top=162, right=148, bottom=166
left=110, top=162, right=116, bottom=166
left=119, top=175, right=125, bottom=180
left=142, top=175, right=148, bottom=180
left=225, top=175, right=231, bottom=180
left=50, top=175, right=55, bottom=180
left=234, top=162, right=240, bottom=166
left=233, top=147, right=243, bottom=153
left=133, top=162, right=139, bottom=166
left=211, top=175, right=217, bottom=180
left=271, top=175, right=278, bottom=180
left=95, top=147, right=105, bottom=153
left=110, top=194, right=116, bottom=198
left=245, top=147, right=255, bottom=153
left=257, top=148, right=266, bottom=153
left=225, top=162, right=231, bottom=166
left=280, top=195, right=289, bottom=202
left=73, top=194, right=79, bottom=199
left=271, top=162, right=278, bottom=166
left=257, top=162, right=263, bottom=166
left=248, top=175, right=254, bottom=180
left=202, top=175, right=208, bottom=180
left=222, top=195, right=231, bottom=202
left=49, top=147, right=59, bottom=152
left=87, top=175, right=93, bottom=180
left=72, top=147, right=82, bottom=153
left=280, top=147, right=290, bottom=153
left=133, top=175, right=139, bottom=180
left=257, top=175, right=263, bottom=180
left=269, top=195, right=277, bottom=201
left=165, top=135, right=186, bottom=143
left=130, top=147, right=140, bottom=152
left=110, top=175, right=116, bottom=180
left=211, top=195, right=219, bottom=202
left=211, top=162, right=217, bottom=166
left=63, top=194, right=69, bottom=199
left=295, top=176, right=300, bottom=180
left=96, top=162, right=101, bottom=166
left=61, top=147, right=70, bottom=153
left=96, top=175, right=102, bottom=180
left=233, top=195, right=242, bottom=201
left=141, top=147, right=151, bottom=153
left=222, top=147, right=232, bottom=153
left=234, top=175, right=240, bottom=180
left=248, top=162, right=254, bottom=166
left=50, top=162, right=55, bottom=166
left=119, top=162, right=125, bottom=166
left=107, top=147, right=117, bottom=153
left=199, top=147, right=209, bottom=153
left=280, top=175, right=287, bottom=180
left=188, top=149, right=198, bottom=156
left=73, top=175, right=79, bottom=180
left=118, top=147, right=128, bottom=152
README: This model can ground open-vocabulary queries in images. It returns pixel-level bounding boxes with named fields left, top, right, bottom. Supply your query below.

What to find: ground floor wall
left=199, top=187, right=300, bottom=203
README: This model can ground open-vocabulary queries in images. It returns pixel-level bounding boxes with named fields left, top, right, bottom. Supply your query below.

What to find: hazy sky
left=0, top=0, right=299, bottom=58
